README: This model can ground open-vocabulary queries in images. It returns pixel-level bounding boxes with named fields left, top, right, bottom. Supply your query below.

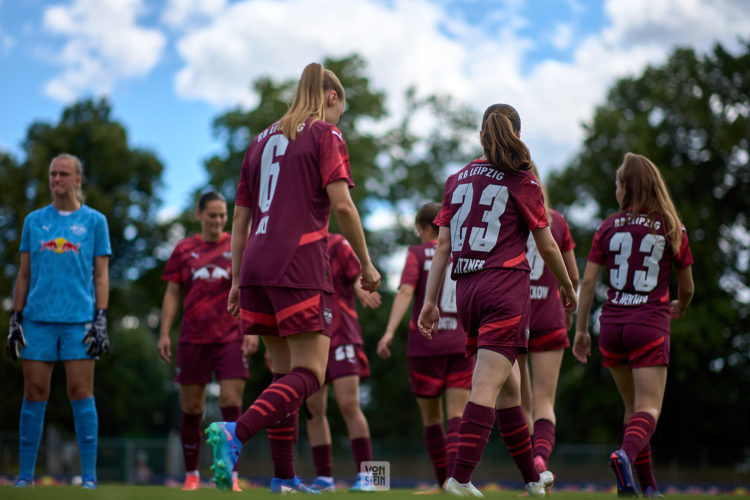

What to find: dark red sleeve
left=319, top=125, right=354, bottom=189
left=674, top=227, right=694, bottom=269
left=399, top=248, right=420, bottom=288
left=435, top=177, right=454, bottom=227
left=587, top=225, right=606, bottom=264
left=518, top=174, right=548, bottom=231
left=161, top=241, right=185, bottom=283
left=235, top=148, right=253, bottom=207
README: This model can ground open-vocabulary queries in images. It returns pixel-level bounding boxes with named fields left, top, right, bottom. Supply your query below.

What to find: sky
left=1, top=0, right=749, bottom=222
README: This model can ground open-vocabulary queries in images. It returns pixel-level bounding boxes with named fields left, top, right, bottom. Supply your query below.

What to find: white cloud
left=550, top=23, right=573, bottom=50
left=170, top=0, right=750, bottom=180
left=161, top=0, right=226, bottom=30
left=42, top=0, right=166, bottom=102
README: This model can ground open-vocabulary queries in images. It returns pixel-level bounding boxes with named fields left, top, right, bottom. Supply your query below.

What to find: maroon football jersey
left=435, top=160, right=548, bottom=279
left=588, top=211, right=693, bottom=325
left=328, top=234, right=363, bottom=347
left=400, top=241, right=465, bottom=357
left=161, top=233, right=240, bottom=344
left=235, top=118, right=354, bottom=291
left=527, top=209, right=575, bottom=332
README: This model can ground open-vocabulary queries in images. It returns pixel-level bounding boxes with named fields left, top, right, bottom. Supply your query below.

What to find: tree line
left=1, top=45, right=748, bottom=466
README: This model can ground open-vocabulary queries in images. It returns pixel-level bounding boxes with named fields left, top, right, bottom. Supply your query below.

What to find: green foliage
left=548, top=41, right=750, bottom=462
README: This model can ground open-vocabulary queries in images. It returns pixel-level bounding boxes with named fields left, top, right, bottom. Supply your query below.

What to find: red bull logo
left=41, top=237, right=80, bottom=254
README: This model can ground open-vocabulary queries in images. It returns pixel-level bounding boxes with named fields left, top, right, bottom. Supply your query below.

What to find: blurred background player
left=418, top=104, right=577, bottom=497
left=7, top=153, right=111, bottom=489
left=159, top=190, right=259, bottom=491
left=377, top=202, right=472, bottom=492
left=306, top=233, right=382, bottom=492
left=574, top=153, right=694, bottom=498
left=518, top=164, right=579, bottom=473
left=206, top=62, right=381, bottom=493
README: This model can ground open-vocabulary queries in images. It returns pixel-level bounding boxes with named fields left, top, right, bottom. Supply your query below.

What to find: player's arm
left=93, top=256, right=110, bottom=310
left=532, top=226, right=577, bottom=312
left=377, top=283, right=415, bottom=359
left=159, top=281, right=182, bottom=363
left=354, top=275, right=382, bottom=309
left=7, top=253, right=30, bottom=360
left=561, top=249, right=580, bottom=329
left=572, top=261, right=601, bottom=364
left=326, top=180, right=380, bottom=292
left=417, top=227, right=451, bottom=339
left=670, top=265, right=694, bottom=319
left=229, top=204, right=253, bottom=318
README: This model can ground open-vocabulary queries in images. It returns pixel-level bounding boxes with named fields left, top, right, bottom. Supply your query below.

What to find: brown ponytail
left=480, top=103, right=531, bottom=172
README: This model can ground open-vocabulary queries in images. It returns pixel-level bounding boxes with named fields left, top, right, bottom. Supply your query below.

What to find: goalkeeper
left=7, top=153, right=111, bottom=490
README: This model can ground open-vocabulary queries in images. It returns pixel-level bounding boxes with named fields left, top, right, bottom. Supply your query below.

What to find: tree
left=0, top=98, right=177, bottom=437
left=548, top=42, right=750, bottom=464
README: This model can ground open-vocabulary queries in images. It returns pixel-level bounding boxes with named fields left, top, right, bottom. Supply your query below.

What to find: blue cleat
left=609, top=449, right=639, bottom=497
left=643, top=486, right=665, bottom=498
left=82, top=479, right=97, bottom=489
left=13, top=478, right=33, bottom=488
left=206, top=421, right=242, bottom=491
left=270, top=476, right=321, bottom=494
left=310, top=476, right=336, bottom=492
left=350, top=472, right=376, bottom=492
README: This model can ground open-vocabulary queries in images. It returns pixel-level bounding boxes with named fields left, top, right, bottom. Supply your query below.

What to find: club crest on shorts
left=323, top=308, right=333, bottom=324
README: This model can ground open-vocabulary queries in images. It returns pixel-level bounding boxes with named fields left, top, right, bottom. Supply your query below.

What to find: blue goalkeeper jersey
left=19, top=204, right=112, bottom=323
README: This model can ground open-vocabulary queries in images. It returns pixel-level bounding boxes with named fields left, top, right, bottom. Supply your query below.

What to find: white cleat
left=444, top=477, right=484, bottom=497
left=526, top=470, right=554, bottom=497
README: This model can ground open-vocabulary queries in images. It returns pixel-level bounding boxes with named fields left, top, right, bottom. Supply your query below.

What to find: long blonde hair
left=278, top=63, right=345, bottom=140
left=480, top=103, right=531, bottom=172
left=617, top=152, right=683, bottom=253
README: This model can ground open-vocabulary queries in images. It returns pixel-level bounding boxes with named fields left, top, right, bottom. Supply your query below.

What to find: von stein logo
left=360, top=461, right=390, bottom=491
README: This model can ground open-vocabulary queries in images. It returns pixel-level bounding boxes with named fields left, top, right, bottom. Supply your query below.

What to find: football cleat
left=350, top=472, right=376, bottom=492
left=525, top=470, right=554, bottom=497
left=609, top=449, right=638, bottom=497
left=182, top=473, right=200, bottom=491
left=13, top=478, right=33, bottom=488
left=81, top=479, right=97, bottom=489
left=643, top=486, right=665, bottom=498
left=533, top=455, right=547, bottom=473
left=310, top=476, right=336, bottom=492
left=444, top=477, right=484, bottom=497
left=270, top=476, right=321, bottom=494
left=206, top=421, right=242, bottom=491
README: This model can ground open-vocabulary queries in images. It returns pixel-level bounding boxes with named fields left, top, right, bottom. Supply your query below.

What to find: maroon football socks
left=351, top=437, right=372, bottom=473
left=423, top=423, right=448, bottom=485
left=452, top=402, right=494, bottom=483
left=622, top=412, right=656, bottom=462
left=312, top=444, right=333, bottom=477
left=181, top=412, right=202, bottom=472
left=532, top=418, right=556, bottom=464
left=496, top=406, right=539, bottom=484
left=445, top=417, right=461, bottom=479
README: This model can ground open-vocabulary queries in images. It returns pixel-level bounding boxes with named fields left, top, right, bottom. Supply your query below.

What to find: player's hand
left=83, top=308, right=110, bottom=358
left=356, top=284, right=382, bottom=309
left=227, top=284, right=240, bottom=318
left=572, top=329, right=591, bottom=364
left=560, top=284, right=578, bottom=312
left=360, top=263, right=381, bottom=293
left=157, top=335, right=172, bottom=363
left=377, top=333, right=393, bottom=359
left=669, top=300, right=687, bottom=319
left=6, top=310, right=26, bottom=361
left=242, top=335, right=259, bottom=358
left=417, top=302, right=439, bottom=340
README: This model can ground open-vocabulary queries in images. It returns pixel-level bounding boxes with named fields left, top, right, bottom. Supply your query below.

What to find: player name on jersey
left=530, top=285, right=549, bottom=300
left=455, top=257, right=486, bottom=274
left=610, top=291, right=649, bottom=306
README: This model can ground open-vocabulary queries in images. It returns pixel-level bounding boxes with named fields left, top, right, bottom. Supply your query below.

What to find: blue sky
left=1, top=0, right=748, bottom=220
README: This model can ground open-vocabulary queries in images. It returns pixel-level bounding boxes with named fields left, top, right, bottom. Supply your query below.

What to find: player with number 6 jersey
left=574, top=152, right=694, bottom=498
left=206, top=62, right=380, bottom=494
left=378, top=202, right=472, bottom=491
left=419, top=104, right=577, bottom=497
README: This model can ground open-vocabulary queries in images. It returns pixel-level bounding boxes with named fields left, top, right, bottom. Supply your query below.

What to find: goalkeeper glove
left=6, top=310, right=26, bottom=361
left=83, top=308, right=110, bottom=357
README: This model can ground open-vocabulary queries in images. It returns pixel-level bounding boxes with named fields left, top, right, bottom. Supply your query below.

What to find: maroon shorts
left=598, top=321, right=670, bottom=368
left=175, top=340, right=249, bottom=385
left=325, top=343, right=370, bottom=384
left=528, top=327, right=570, bottom=352
left=457, top=268, right=530, bottom=361
left=407, top=353, right=475, bottom=398
left=239, top=286, right=333, bottom=338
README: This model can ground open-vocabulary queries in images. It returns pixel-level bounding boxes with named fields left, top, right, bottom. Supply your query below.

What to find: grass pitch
left=0, top=485, right=746, bottom=499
